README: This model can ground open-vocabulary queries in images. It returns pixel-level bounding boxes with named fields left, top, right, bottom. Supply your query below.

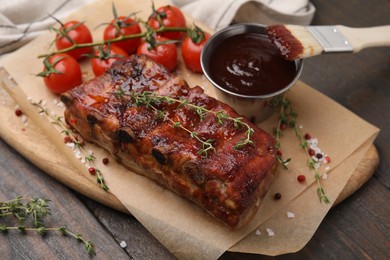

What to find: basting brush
left=266, top=24, right=390, bottom=60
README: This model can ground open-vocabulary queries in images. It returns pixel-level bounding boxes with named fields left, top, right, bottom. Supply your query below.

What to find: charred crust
left=87, top=113, right=102, bottom=125
left=183, top=161, right=204, bottom=185
left=60, top=93, right=73, bottom=106
left=152, top=148, right=167, bottom=165
left=116, top=128, right=135, bottom=143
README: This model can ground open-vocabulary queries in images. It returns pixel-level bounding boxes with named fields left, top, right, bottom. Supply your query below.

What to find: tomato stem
left=38, top=26, right=188, bottom=59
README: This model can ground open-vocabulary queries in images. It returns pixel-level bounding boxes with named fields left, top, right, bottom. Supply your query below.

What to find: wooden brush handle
left=336, top=25, right=390, bottom=52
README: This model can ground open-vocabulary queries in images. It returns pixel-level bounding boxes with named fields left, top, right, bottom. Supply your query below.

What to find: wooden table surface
left=1, top=0, right=389, bottom=259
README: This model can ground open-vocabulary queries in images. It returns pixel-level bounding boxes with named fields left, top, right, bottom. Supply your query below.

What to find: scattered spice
left=119, top=240, right=127, bottom=248
left=287, top=211, right=295, bottom=218
left=15, top=108, right=23, bottom=116
left=31, top=99, right=108, bottom=191
left=273, top=93, right=330, bottom=203
left=64, top=136, right=72, bottom=143
left=273, top=192, right=282, bottom=200
left=255, top=230, right=261, bottom=236
left=297, top=175, right=306, bottom=183
left=102, top=157, right=109, bottom=165
left=325, top=155, right=331, bottom=163
left=266, top=228, right=275, bottom=237
left=88, top=167, right=96, bottom=175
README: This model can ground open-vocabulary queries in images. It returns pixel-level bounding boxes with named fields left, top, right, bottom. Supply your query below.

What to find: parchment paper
left=0, top=0, right=379, bottom=259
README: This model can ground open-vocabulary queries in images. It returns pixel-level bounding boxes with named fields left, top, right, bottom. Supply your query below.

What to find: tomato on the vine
left=54, top=20, right=93, bottom=60
left=91, top=45, right=128, bottom=77
left=137, top=37, right=177, bottom=71
left=38, top=53, right=82, bottom=94
left=148, top=5, right=186, bottom=40
left=103, top=16, right=142, bottom=54
left=181, top=30, right=210, bottom=73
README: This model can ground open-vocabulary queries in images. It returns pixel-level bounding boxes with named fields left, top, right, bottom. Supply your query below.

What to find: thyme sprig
left=115, top=88, right=254, bottom=156
left=31, top=100, right=109, bottom=191
left=274, top=93, right=330, bottom=204
left=0, top=197, right=94, bottom=255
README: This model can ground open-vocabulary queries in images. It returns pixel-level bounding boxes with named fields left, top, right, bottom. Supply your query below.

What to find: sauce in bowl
left=208, top=33, right=297, bottom=96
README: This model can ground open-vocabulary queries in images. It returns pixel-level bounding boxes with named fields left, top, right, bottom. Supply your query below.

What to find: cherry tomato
left=54, top=20, right=93, bottom=60
left=39, top=53, right=82, bottom=94
left=103, top=16, right=142, bottom=54
left=137, top=37, right=177, bottom=71
left=181, top=32, right=210, bottom=73
left=91, top=45, right=128, bottom=77
left=148, top=5, right=186, bottom=40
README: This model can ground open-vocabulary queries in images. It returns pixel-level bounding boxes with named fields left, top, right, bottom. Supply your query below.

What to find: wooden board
left=0, top=67, right=379, bottom=213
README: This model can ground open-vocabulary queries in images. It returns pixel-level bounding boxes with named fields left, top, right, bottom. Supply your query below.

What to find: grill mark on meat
left=61, top=54, right=277, bottom=229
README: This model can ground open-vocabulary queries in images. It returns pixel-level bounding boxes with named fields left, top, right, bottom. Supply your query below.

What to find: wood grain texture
left=0, top=0, right=389, bottom=258
left=0, top=138, right=132, bottom=260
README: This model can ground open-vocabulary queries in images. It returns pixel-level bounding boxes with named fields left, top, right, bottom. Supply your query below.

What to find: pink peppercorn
left=88, top=167, right=96, bottom=175
left=15, top=109, right=23, bottom=117
left=308, top=149, right=315, bottom=156
left=325, top=156, right=331, bottom=163
left=102, top=158, right=109, bottom=165
left=297, top=175, right=306, bottom=182
left=304, top=133, right=312, bottom=140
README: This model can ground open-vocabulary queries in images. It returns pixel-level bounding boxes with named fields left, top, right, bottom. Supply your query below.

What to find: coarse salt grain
left=66, top=142, right=76, bottom=149
left=325, top=166, right=330, bottom=171
left=299, top=125, right=303, bottom=129
left=52, top=99, right=58, bottom=105
left=20, top=115, right=27, bottom=123
left=287, top=211, right=295, bottom=218
left=119, top=241, right=127, bottom=248
left=255, top=230, right=261, bottom=236
left=322, top=173, right=328, bottom=180
left=266, top=228, right=275, bottom=237
left=74, top=150, right=82, bottom=159
left=57, top=102, right=65, bottom=108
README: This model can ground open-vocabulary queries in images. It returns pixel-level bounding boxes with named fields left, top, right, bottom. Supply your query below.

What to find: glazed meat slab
left=60, top=55, right=277, bottom=229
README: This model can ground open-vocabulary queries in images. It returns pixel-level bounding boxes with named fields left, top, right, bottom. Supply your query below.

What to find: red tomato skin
left=55, top=21, right=93, bottom=60
left=148, top=5, right=186, bottom=40
left=43, top=54, right=82, bottom=94
left=91, top=45, right=129, bottom=77
left=137, top=38, right=177, bottom=72
left=181, top=33, right=210, bottom=73
left=103, top=17, right=142, bottom=54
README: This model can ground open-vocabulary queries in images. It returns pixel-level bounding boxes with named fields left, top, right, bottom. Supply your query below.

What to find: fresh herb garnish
left=0, top=197, right=95, bottom=255
left=114, top=88, right=254, bottom=157
left=274, top=93, right=330, bottom=203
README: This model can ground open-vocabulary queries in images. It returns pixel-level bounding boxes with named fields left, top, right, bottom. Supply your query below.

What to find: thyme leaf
left=113, top=89, right=254, bottom=157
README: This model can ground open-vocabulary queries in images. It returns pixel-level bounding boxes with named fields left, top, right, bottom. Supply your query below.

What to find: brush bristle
left=266, top=24, right=323, bottom=60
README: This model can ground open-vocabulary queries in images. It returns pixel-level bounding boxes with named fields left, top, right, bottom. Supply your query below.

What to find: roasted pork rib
left=60, top=55, right=277, bottom=229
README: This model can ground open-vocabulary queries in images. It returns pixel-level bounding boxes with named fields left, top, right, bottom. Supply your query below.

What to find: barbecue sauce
left=208, top=33, right=297, bottom=96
